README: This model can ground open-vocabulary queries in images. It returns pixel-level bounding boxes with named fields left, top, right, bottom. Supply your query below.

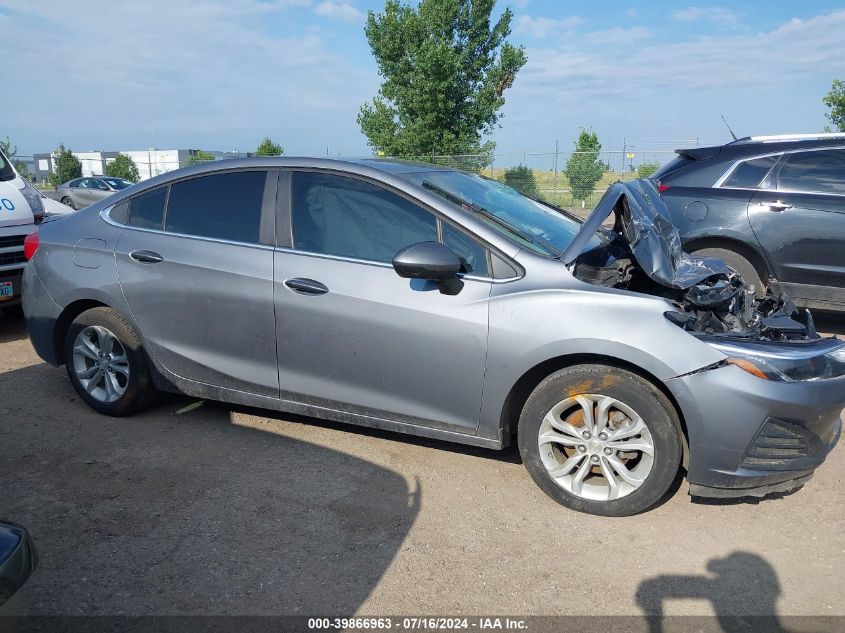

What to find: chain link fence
left=16, top=138, right=724, bottom=211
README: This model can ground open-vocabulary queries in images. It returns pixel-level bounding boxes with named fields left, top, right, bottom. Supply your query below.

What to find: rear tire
left=690, top=247, right=765, bottom=297
left=64, top=307, right=156, bottom=416
left=60, top=197, right=76, bottom=210
left=518, top=364, right=682, bottom=516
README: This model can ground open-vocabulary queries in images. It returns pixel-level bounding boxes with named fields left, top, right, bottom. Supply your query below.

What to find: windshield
left=102, top=178, right=131, bottom=190
left=400, top=170, right=601, bottom=256
left=0, top=150, right=15, bottom=182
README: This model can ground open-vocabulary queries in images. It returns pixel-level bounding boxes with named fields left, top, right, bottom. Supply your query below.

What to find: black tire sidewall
left=691, top=247, right=764, bottom=296
left=518, top=364, right=682, bottom=517
left=64, top=307, right=152, bottom=416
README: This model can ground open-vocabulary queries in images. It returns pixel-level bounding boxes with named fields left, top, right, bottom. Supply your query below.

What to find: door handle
left=284, top=277, right=329, bottom=295
left=129, top=250, right=164, bottom=263
left=766, top=201, right=793, bottom=212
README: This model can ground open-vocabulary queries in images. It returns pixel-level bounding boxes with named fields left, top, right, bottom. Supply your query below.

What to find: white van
left=0, top=148, right=47, bottom=307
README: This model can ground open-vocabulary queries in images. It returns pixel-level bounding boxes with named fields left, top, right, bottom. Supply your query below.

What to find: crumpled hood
left=561, top=178, right=731, bottom=289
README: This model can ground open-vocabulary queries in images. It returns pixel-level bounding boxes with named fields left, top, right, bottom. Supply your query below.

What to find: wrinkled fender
left=476, top=284, right=726, bottom=441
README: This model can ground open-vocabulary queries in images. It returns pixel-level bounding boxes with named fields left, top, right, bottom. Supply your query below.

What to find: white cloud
left=514, top=15, right=583, bottom=38
left=0, top=0, right=374, bottom=154
left=518, top=11, right=845, bottom=97
left=315, top=1, right=362, bottom=22
left=671, top=6, right=738, bottom=26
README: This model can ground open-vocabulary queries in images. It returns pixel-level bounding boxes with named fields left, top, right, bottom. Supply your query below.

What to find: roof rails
left=730, top=133, right=845, bottom=144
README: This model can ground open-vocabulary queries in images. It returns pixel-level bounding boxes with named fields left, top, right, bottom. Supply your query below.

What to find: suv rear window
left=721, top=155, right=779, bottom=189
left=652, top=156, right=694, bottom=182
left=777, top=149, right=845, bottom=195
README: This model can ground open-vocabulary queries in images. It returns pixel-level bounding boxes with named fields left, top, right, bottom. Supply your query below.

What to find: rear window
left=165, top=171, right=266, bottom=244
left=129, top=187, right=167, bottom=230
left=721, top=155, right=779, bottom=189
left=652, top=156, right=694, bottom=183
left=777, top=149, right=845, bottom=195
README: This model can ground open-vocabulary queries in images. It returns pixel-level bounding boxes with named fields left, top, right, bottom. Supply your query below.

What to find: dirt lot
left=1, top=308, right=844, bottom=619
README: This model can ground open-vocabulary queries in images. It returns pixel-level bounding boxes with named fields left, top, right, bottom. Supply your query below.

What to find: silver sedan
left=55, top=176, right=133, bottom=209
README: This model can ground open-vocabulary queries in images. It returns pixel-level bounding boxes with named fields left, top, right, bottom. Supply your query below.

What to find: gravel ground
left=0, top=308, right=843, bottom=618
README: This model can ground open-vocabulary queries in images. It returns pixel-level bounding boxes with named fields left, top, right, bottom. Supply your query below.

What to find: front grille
left=741, top=418, right=823, bottom=471
left=0, top=235, right=26, bottom=249
left=0, top=251, right=26, bottom=267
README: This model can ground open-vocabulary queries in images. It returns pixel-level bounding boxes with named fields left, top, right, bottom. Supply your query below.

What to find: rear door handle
left=284, top=277, right=329, bottom=295
left=129, top=250, right=164, bottom=263
left=766, top=201, right=793, bottom=211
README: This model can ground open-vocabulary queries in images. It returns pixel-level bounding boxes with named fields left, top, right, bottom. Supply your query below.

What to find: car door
left=113, top=169, right=280, bottom=396
left=89, top=178, right=113, bottom=202
left=273, top=170, right=491, bottom=434
left=748, top=148, right=845, bottom=307
left=73, top=178, right=94, bottom=206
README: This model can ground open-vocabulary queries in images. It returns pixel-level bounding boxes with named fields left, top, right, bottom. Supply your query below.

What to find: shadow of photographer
left=636, top=552, right=786, bottom=633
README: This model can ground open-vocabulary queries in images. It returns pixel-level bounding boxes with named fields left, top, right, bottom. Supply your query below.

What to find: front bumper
left=667, top=363, right=843, bottom=498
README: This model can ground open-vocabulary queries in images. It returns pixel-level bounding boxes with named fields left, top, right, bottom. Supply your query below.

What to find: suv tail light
left=23, top=232, right=39, bottom=260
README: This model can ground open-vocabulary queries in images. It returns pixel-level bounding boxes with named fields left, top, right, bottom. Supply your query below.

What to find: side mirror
left=392, top=241, right=461, bottom=281
left=0, top=521, right=38, bottom=607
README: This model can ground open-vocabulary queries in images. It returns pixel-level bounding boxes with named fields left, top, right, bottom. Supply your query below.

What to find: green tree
left=637, top=161, right=660, bottom=179
left=823, top=79, right=845, bottom=132
left=104, top=153, right=140, bottom=183
left=502, top=165, right=538, bottom=198
left=48, top=144, right=82, bottom=186
left=187, top=150, right=216, bottom=166
left=358, top=0, right=526, bottom=163
left=564, top=130, right=605, bottom=204
left=254, top=136, right=284, bottom=156
left=1, top=136, right=30, bottom=179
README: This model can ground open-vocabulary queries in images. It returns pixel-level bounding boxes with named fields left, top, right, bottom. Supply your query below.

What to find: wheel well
left=54, top=299, right=109, bottom=364
left=500, top=354, right=690, bottom=467
left=683, top=236, right=771, bottom=283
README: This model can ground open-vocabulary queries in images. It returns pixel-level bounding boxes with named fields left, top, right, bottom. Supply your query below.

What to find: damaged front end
left=562, top=179, right=816, bottom=342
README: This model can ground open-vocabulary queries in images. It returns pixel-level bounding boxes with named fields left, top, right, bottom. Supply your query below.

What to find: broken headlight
left=707, top=340, right=845, bottom=382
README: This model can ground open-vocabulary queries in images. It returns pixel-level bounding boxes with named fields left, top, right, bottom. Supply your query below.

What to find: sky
left=2, top=0, right=845, bottom=158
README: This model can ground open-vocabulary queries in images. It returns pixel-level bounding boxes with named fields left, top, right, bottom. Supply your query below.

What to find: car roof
left=676, top=134, right=845, bottom=162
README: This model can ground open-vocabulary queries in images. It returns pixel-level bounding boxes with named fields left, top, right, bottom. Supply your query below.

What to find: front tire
left=64, top=307, right=156, bottom=416
left=518, top=364, right=682, bottom=516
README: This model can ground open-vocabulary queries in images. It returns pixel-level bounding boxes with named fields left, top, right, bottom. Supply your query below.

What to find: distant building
left=31, top=148, right=205, bottom=183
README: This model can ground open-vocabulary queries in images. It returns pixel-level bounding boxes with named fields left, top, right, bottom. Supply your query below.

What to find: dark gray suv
left=654, top=134, right=845, bottom=311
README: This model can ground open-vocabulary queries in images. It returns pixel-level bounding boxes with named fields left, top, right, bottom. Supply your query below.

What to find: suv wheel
left=64, top=307, right=156, bottom=416
left=518, top=364, right=682, bottom=516
left=689, top=247, right=764, bottom=297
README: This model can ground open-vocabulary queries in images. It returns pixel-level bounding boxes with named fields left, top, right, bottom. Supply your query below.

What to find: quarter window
left=777, top=150, right=845, bottom=195
left=165, top=171, right=266, bottom=243
left=291, top=172, right=438, bottom=263
left=128, top=186, right=167, bottom=230
left=442, top=222, right=490, bottom=276
left=722, top=156, right=778, bottom=189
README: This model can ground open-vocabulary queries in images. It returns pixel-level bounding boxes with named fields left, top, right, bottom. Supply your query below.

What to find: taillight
left=657, top=184, right=671, bottom=193
left=24, top=231, right=39, bottom=260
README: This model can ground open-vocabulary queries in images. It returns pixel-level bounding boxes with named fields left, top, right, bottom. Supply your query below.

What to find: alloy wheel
left=71, top=326, right=130, bottom=403
left=538, top=394, right=655, bottom=501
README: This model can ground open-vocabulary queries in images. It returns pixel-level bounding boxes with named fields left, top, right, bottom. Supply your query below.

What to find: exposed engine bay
left=561, top=179, right=817, bottom=342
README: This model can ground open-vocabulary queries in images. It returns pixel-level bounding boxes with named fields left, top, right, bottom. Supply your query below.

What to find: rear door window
left=291, top=172, right=438, bottom=263
left=165, top=171, right=266, bottom=244
left=776, top=149, right=845, bottom=195
left=721, top=155, right=779, bottom=189
left=128, top=186, right=167, bottom=230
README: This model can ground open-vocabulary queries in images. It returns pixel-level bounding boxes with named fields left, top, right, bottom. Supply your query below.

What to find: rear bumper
left=21, top=264, right=62, bottom=365
left=667, top=363, right=843, bottom=494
